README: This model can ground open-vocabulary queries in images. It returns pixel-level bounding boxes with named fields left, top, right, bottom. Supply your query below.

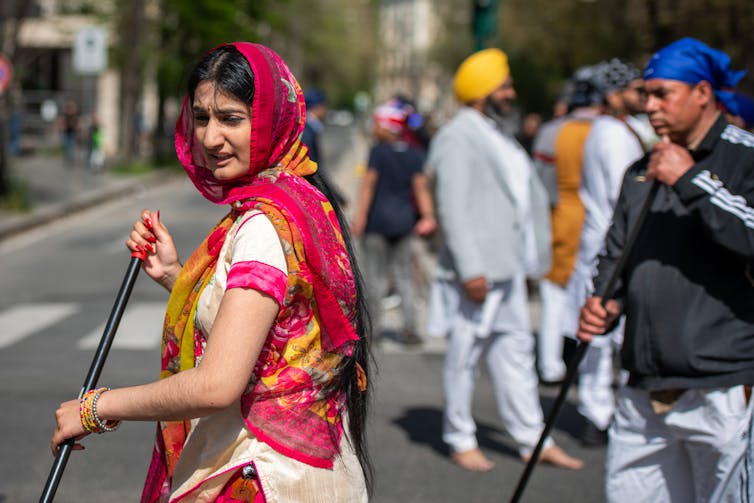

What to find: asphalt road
left=0, top=125, right=607, bottom=502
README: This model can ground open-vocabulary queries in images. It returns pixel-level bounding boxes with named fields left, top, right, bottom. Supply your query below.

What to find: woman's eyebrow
left=215, top=107, right=248, bottom=114
left=192, top=105, right=247, bottom=115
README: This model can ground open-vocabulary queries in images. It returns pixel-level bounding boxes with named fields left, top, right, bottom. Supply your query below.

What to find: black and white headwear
left=593, top=58, right=641, bottom=94
left=568, top=65, right=605, bottom=108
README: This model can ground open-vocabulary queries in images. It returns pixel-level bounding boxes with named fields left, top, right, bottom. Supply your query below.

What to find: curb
left=0, top=170, right=181, bottom=242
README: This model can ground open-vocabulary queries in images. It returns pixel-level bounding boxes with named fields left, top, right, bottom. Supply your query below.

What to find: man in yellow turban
left=425, top=48, right=583, bottom=471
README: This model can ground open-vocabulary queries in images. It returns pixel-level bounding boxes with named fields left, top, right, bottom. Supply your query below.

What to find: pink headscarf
left=174, top=42, right=316, bottom=205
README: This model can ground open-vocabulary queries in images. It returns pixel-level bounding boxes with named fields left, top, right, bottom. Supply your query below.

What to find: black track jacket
left=594, top=115, right=754, bottom=391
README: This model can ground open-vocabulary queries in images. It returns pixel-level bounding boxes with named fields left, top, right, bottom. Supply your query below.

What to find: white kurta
left=568, top=115, right=645, bottom=430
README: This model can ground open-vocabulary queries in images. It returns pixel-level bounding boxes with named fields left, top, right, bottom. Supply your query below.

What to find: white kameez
left=169, top=211, right=366, bottom=502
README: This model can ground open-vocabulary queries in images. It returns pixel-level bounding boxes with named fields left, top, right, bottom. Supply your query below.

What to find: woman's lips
left=210, top=153, right=233, bottom=167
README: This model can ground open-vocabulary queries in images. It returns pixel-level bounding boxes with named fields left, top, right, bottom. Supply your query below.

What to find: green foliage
left=496, top=0, right=754, bottom=115
left=145, top=0, right=376, bottom=110
left=268, top=0, right=378, bottom=109
left=0, top=177, right=30, bottom=212
left=154, top=0, right=274, bottom=96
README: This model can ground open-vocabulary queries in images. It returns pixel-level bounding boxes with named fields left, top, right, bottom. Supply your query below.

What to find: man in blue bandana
left=577, top=37, right=754, bottom=502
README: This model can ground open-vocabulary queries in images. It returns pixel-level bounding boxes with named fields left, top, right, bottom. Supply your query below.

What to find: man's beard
left=483, top=96, right=512, bottom=131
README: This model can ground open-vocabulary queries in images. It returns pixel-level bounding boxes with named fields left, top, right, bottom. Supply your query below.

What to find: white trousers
left=577, top=320, right=624, bottom=430
left=606, top=385, right=754, bottom=503
left=443, top=277, right=550, bottom=456
left=536, top=279, right=568, bottom=381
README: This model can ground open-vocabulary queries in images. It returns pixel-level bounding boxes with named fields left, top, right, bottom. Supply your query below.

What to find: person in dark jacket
left=302, top=88, right=347, bottom=206
left=577, top=37, right=754, bottom=502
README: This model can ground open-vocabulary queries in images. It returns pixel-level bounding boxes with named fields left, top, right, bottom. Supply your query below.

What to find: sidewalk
left=0, top=153, right=178, bottom=241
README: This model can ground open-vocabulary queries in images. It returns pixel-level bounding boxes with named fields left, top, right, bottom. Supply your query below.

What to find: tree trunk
left=116, top=0, right=146, bottom=162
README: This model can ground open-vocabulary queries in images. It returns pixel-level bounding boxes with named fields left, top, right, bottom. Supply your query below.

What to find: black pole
left=40, top=253, right=143, bottom=503
left=509, top=180, right=659, bottom=503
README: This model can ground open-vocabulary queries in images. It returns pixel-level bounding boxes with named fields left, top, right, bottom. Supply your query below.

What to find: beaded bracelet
left=79, top=388, right=121, bottom=434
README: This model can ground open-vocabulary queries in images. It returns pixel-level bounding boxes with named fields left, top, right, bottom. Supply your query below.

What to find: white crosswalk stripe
left=77, top=302, right=165, bottom=350
left=0, top=303, right=80, bottom=348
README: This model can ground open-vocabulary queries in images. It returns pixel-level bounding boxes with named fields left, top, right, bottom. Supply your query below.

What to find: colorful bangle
left=79, top=388, right=121, bottom=434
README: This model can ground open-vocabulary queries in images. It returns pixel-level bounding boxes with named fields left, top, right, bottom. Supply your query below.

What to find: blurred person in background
left=351, top=97, right=436, bottom=346
left=303, top=88, right=348, bottom=206
left=59, top=99, right=80, bottom=168
left=578, top=37, right=754, bottom=502
left=51, top=42, right=372, bottom=502
left=302, top=89, right=327, bottom=164
left=426, top=48, right=582, bottom=472
left=390, top=94, right=432, bottom=150
left=566, top=58, right=650, bottom=447
left=532, top=65, right=605, bottom=385
left=87, top=113, right=105, bottom=172
left=516, top=112, right=542, bottom=156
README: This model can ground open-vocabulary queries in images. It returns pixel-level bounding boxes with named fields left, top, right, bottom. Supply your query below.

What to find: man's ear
left=695, top=80, right=714, bottom=106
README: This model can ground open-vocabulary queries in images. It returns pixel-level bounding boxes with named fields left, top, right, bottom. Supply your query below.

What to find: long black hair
left=187, top=45, right=374, bottom=492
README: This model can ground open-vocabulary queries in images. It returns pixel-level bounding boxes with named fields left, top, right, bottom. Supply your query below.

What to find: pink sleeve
left=225, top=211, right=288, bottom=306
left=227, top=261, right=287, bottom=305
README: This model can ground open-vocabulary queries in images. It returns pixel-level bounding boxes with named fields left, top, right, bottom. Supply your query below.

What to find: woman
left=51, top=42, right=372, bottom=502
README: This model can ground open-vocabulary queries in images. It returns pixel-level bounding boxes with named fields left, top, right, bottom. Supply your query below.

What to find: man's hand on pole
left=577, top=296, right=621, bottom=343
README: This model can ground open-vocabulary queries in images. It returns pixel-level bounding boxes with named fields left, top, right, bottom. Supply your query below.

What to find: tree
left=149, top=0, right=283, bottom=163
left=114, top=0, right=148, bottom=163
left=146, top=0, right=378, bottom=163
left=495, top=0, right=754, bottom=115
left=271, top=0, right=378, bottom=108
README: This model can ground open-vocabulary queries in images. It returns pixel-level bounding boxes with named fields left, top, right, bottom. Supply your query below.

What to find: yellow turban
left=453, top=48, right=510, bottom=103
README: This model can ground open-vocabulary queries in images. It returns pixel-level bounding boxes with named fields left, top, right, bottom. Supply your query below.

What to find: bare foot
left=521, top=444, right=583, bottom=470
left=451, top=448, right=496, bottom=472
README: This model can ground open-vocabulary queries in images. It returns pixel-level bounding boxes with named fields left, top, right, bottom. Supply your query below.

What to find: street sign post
left=73, top=27, right=107, bottom=75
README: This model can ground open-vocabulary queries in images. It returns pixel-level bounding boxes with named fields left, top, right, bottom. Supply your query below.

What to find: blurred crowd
left=304, top=35, right=754, bottom=500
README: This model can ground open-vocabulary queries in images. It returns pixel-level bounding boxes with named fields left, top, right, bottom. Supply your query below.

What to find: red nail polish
left=144, top=217, right=153, bottom=230
left=156, top=210, right=160, bottom=220
left=147, top=235, right=157, bottom=243
left=145, top=243, right=154, bottom=253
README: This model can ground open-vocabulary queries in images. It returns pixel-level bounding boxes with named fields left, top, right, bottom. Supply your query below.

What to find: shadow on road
left=539, top=390, right=588, bottom=439
left=390, top=406, right=520, bottom=460
left=391, top=395, right=584, bottom=461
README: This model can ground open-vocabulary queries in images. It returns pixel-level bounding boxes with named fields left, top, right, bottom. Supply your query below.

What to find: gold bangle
left=80, top=388, right=121, bottom=434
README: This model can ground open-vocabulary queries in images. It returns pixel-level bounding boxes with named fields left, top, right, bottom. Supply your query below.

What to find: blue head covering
left=304, top=88, right=327, bottom=108
left=733, top=92, right=754, bottom=129
left=643, top=37, right=747, bottom=115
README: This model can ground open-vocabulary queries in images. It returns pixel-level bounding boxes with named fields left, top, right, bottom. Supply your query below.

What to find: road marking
left=378, top=336, right=447, bottom=355
left=78, top=302, right=165, bottom=350
left=0, top=303, right=80, bottom=348
left=103, top=236, right=130, bottom=255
